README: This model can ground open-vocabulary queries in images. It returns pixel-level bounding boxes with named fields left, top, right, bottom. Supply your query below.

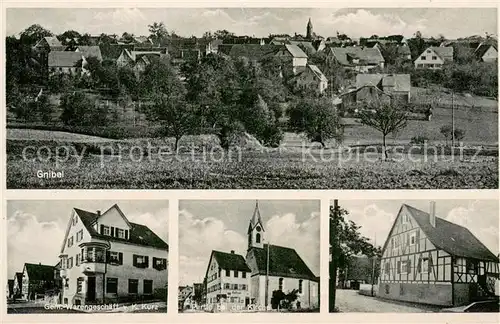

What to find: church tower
left=247, top=200, right=265, bottom=250
left=306, top=17, right=313, bottom=39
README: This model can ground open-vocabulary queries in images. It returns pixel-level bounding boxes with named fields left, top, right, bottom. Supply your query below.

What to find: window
left=402, top=213, right=409, bottom=224
left=298, top=280, right=303, bottom=294
left=400, top=260, right=411, bottom=274
left=76, top=253, right=80, bottom=266
left=77, top=277, right=84, bottom=293
left=106, top=278, right=118, bottom=294
left=68, top=257, right=73, bottom=269
left=107, top=251, right=123, bottom=265
left=256, top=233, right=261, bottom=243
left=467, top=260, right=478, bottom=273
left=224, top=283, right=230, bottom=289
left=153, top=257, right=167, bottom=270
left=101, top=225, right=110, bottom=236
left=67, top=236, right=74, bottom=247
left=410, top=233, right=416, bottom=245
left=421, top=56, right=426, bottom=60
left=128, top=279, right=139, bottom=294
left=278, top=278, right=284, bottom=291
left=234, top=270, right=239, bottom=278
left=133, top=254, right=149, bottom=268
left=76, top=230, right=83, bottom=242
left=432, top=56, right=437, bottom=60
left=242, top=272, right=246, bottom=278
left=72, top=216, right=78, bottom=226
left=420, top=257, right=429, bottom=273
left=385, top=262, right=390, bottom=274
left=116, top=228, right=125, bottom=239
left=143, top=280, right=153, bottom=294
left=226, top=269, right=230, bottom=277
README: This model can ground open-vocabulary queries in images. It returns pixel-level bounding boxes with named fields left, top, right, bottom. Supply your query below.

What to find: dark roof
left=474, top=43, right=497, bottom=60
left=227, top=44, right=279, bottom=60
left=48, top=52, right=83, bottom=67
left=74, top=205, right=168, bottom=250
left=211, top=250, right=251, bottom=272
left=8, top=279, right=14, bottom=291
left=330, top=46, right=385, bottom=65
left=248, top=244, right=316, bottom=280
left=284, top=44, right=308, bottom=58
left=356, top=74, right=411, bottom=92
left=24, top=263, right=55, bottom=281
left=404, top=204, right=499, bottom=262
left=15, top=272, right=23, bottom=284
left=99, top=44, right=135, bottom=60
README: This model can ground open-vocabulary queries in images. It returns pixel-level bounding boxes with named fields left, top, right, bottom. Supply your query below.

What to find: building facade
left=58, top=204, right=168, bottom=306
left=414, top=46, right=453, bottom=69
left=378, top=203, right=499, bottom=306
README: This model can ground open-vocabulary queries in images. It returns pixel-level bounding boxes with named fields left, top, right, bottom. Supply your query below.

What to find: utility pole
left=371, top=233, right=377, bottom=297
left=329, top=200, right=338, bottom=312
left=451, top=90, right=455, bottom=148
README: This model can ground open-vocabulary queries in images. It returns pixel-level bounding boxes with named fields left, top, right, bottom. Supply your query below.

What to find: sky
left=7, top=200, right=169, bottom=279
left=6, top=8, right=497, bottom=40
left=178, top=200, right=320, bottom=286
left=332, top=199, right=499, bottom=257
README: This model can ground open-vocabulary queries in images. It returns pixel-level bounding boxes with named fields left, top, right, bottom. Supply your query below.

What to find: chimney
left=429, top=201, right=436, bottom=227
left=230, top=250, right=235, bottom=254
left=97, top=210, right=101, bottom=216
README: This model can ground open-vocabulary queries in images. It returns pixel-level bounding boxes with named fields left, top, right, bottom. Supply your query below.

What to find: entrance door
left=245, top=297, right=249, bottom=307
left=87, top=277, right=96, bottom=302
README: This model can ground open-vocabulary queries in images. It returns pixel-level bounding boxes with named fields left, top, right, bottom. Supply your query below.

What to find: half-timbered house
left=378, top=202, right=499, bottom=306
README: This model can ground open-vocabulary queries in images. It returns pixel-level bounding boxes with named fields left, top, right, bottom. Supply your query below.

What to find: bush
left=410, top=135, right=429, bottom=145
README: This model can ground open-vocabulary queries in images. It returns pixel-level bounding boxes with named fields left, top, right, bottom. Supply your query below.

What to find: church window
left=278, top=278, right=283, bottom=291
left=256, top=233, right=261, bottom=243
left=256, top=226, right=261, bottom=232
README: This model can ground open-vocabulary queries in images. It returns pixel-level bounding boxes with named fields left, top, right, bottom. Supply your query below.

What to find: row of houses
left=7, top=204, right=169, bottom=306
left=179, top=202, right=320, bottom=312
left=338, top=203, right=499, bottom=307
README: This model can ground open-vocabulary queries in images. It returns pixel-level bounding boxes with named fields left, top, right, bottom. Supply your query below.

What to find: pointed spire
left=249, top=200, right=264, bottom=231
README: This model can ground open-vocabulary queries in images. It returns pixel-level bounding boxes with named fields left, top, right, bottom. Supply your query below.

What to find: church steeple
left=248, top=200, right=265, bottom=250
left=306, top=17, right=313, bottom=39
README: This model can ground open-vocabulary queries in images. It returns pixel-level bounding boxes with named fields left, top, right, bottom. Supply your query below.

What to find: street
left=335, top=289, right=441, bottom=313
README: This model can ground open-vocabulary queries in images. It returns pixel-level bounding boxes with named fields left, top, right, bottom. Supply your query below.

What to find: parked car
left=440, top=300, right=499, bottom=313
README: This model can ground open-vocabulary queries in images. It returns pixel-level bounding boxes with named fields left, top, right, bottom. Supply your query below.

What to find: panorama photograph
left=5, top=8, right=498, bottom=189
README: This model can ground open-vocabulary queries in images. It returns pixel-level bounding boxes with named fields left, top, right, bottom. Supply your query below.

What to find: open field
left=6, top=130, right=498, bottom=189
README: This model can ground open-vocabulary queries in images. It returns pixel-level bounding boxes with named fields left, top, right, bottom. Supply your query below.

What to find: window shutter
left=100, top=224, right=104, bottom=235
left=133, top=255, right=137, bottom=267
left=106, top=251, right=110, bottom=263
left=407, top=260, right=411, bottom=273
left=145, top=256, right=149, bottom=268
left=125, top=230, right=129, bottom=240
left=111, top=227, right=115, bottom=237
left=119, top=252, right=123, bottom=265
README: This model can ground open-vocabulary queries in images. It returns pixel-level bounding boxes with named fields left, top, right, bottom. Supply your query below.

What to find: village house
left=294, top=64, right=328, bottom=94
left=414, top=46, right=454, bottom=69
left=245, top=202, right=319, bottom=310
left=275, top=44, right=308, bottom=74
left=116, top=49, right=165, bottom=76
left=12, top=272, right=23, bottom=299
left=473, top=43, right=498, bottom=63
left=178, top=285, right=194, bottom=310
left=378, top=202, right=499, bottom=307
left=328, top=46, right=385, bottom=72
left=18, top=263, right=58, bottom=301
left=355, top=73, right=411, bottom=104
left=7, top=279, right=14, bottom=299
left=33, top=36, right=65, bottom=52
left=58, top=204, right=168, bottom=306
left=48, top=51, right=87, bottom=76
left=74, top=45, right=103, bottom=61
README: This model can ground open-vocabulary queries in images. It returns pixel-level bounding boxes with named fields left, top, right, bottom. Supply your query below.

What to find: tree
left=121, top=32, right=135, bottom=43
left=148, top=22, right=169, bottom=45
left=271, top=289, right=299, bottom=310
left=58, top=30, right=82, bottom=45
left=439, top=124, right=453, bottom=146
left=34, top=93, right=54, bottom=123
left=60, top=91, right=95, bottom=126
left=288, top=97, right=343, bottom=148
left=214, top=29, right=235, bottom=40
left=19, top=24, right=53, bottom=44
left=357, top=102, right=408, bottom=160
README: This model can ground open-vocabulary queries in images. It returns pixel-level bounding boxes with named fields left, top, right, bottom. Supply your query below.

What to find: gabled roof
left=474, top=43, right=497, bottom=59
left=404, top=204, right=499, bottom=262
left=307, top=64, right=328, bottom=82
left=75, top=46, right=103, bottom=61
left=284, top=44, right=308, bottom=58
left=36, top=36, right=63, bottom=48
left=330, top=46, right=385, bottom=65
left=247, top=244, right=316, bottom=280
left=48, top=52, right=83, bottom=67
left=227, top=44, right=279, bottom=60
left=356, top=74, right=410, bottom=92
left=24, top=263, right=55, bottom=281
left=73, top=205, right=168, bottom=250
left=211, top=250, right=251, bottom=272
left=426, top=46, right=454, bottom=61
left=289, top=41, right=316, bottom=54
